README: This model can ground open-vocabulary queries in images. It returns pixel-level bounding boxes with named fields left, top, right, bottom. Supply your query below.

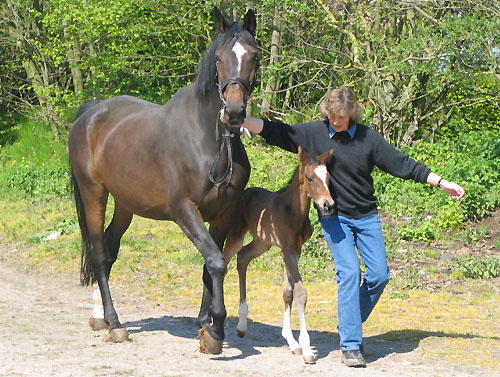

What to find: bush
left=452, top=255, right=500, bottom=279
left=375, top=131, right=500, bottom=241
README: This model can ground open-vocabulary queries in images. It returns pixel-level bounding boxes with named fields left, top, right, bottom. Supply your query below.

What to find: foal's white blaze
left=92, top=285, right=104, bottom=319
left=232, top=41, right=247, bottom=73
left=314, top=165, right=329, bottom=191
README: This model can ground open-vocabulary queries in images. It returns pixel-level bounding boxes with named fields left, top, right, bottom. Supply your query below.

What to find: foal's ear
left=213, top=6, right=229, bottom=33
left=298, top=145, right=310, bottom=165
left=319, top=148, right=334, bottom=164
left=243, top=8, right=257, bottom=36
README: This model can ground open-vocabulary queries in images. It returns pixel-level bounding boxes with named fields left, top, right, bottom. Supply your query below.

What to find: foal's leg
left=81, top=185, right=129, bottom=342
left=236, top=239, right=270, bottom=337
left=282, top=248, right=314, bottom=364
left=89, top=203, right=133, bottom=331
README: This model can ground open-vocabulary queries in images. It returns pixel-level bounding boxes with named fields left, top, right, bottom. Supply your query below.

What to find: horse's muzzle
left=319, top=200, right=335, bottom=217
left=225, top=103, right=247, bottom=127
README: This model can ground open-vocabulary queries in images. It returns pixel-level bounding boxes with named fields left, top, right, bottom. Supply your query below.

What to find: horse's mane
left=195, top=22, right=249, bottom=99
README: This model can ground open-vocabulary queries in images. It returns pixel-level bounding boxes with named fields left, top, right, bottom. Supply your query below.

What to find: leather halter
left=208, top=40, right=258, bottom=189
left=215, top=60, right=256, bottom=105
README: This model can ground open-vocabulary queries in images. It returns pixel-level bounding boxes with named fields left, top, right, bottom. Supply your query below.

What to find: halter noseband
left=216, top=60, right=257, bottom=105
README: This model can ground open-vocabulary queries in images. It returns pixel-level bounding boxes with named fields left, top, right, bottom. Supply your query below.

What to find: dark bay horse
left=223, top=146, right=334, bottom=364
left=69, top=7, right=258, bottom=354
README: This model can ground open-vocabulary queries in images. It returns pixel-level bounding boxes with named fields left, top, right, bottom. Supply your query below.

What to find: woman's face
left=328, top=109, right=350, bottom=132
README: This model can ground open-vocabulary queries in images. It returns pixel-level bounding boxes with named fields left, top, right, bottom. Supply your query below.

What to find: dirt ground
left=1, top=249, right=498, bottom=377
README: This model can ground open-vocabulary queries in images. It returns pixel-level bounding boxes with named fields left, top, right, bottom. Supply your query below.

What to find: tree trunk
left=62, top=18, right=83, bottom=95
left=261, top=5, right=282, bottom=115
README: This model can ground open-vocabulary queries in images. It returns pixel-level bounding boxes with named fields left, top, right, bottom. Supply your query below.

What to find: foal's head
left=299, top=146, right=335, bottom=216
left=213, top=7, right=258, bottom=126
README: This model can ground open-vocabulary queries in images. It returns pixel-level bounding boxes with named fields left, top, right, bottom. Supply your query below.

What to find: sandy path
left=0, top=258, right=493, bottom=377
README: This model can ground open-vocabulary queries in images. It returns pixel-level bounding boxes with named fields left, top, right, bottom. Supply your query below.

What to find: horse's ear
left=243, top=9, right=256, bottom=36
left=213, top=6, right=229, bottom=33
left=299, top=145, right=310, bottom=165
left=319, top=148, right=334, bottom=164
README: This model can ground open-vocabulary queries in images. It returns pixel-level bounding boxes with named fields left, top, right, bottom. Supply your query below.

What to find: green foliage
left=398, top=220, right=435, bottom=243
left=452, top=255, right=500, bottom=279
left=375, top=130, right=500, bottom=243
left=0, top=119, right=69, bottom=197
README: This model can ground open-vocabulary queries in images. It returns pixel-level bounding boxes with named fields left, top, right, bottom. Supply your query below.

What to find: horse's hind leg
left=236, top=240, right=270, bottom=338
left=80, top=184, right=130, bottom=342
left=282, top=248, right=315, bottom=364
left=90, top=203, right=133, bottom=332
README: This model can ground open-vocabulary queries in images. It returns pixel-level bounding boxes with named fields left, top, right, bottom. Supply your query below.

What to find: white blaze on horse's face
left=232, top=41, right=248, bottom=74
left=314, top=165, right=329, bottom=191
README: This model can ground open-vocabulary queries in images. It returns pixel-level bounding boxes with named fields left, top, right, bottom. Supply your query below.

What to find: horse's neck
left=283, top=167, right=311, bottom=220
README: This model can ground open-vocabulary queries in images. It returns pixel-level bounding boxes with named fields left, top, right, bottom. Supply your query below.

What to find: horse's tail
left=71, top=166, right=95, bottom=286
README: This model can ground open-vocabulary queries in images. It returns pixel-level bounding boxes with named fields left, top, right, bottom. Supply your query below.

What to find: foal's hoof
left=199, top=328, right=223, bottom=355
left=237, top=329, right=246, bottom=338
left=303, top=355, right=316, bottom=364
left=89, top=317, right=109, bottom=331
left=105, top=328, right=132, bottom=343
left=291, top=347, right=302, bottom=355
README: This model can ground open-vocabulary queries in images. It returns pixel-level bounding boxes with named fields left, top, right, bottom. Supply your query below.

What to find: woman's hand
left=440, top=180, right=466, bottom=200
left=220, top=108, right=264, bottom=134
left=427, top=172, right=465, bottom=200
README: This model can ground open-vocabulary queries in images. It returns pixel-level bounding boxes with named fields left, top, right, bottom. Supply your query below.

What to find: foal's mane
left=195, top=21, right=252, bottom=99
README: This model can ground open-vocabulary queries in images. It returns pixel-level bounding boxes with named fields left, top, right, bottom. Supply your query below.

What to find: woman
left=225, top=86, right=465, bottom=367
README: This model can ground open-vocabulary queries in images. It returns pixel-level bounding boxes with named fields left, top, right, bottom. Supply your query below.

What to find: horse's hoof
left=237, top=329, right=246, bottom=338
left=105, top=328, right=131, bottom=343
left=89, top=317, right=109, bottom=331
left=291, top=347, right=302, bottom=355
left=303, top=355, right=316, bottom=364
left=199, top=328, right=223, bottom=355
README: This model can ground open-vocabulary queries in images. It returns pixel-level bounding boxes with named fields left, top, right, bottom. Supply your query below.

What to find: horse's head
left=299, top=146, right=335, bottom=216
left=213, top=7, right=258, bottom=126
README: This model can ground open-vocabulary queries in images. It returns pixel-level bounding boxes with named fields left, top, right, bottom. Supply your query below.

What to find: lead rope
left=208, top=107, right=234, bottom=189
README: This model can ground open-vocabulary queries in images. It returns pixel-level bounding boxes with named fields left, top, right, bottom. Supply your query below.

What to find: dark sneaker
left=341, top=349, right=366, bottom=368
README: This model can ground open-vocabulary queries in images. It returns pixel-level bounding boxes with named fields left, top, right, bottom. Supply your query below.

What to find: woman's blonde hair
left=320, top=86, right=363, bottom=126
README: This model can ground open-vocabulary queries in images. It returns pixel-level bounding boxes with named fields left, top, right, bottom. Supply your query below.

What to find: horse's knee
left=206, top=254, right=227, bottom=277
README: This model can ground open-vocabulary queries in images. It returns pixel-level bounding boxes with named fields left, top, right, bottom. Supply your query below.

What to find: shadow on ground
left=124, top=315, right=497, bottom=362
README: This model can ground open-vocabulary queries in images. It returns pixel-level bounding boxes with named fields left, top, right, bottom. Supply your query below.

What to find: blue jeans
left=320, top=214, right=390, bottom=351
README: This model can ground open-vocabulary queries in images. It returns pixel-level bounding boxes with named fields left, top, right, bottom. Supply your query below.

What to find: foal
left=224, top=146, right=334, bottom=364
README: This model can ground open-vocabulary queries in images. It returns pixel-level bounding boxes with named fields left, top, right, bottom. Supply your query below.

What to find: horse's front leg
left=176, top=201, right=227, bottom=354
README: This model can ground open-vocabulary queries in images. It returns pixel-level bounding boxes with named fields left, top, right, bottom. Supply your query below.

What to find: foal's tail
left=71, top=166, right=94, bottom=286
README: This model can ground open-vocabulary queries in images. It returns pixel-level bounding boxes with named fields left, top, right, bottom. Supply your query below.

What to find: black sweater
left=259, top=118, right=431, bottom=219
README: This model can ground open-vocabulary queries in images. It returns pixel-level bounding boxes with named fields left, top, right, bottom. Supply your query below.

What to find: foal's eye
left=307, top=176, right=314, bottom=183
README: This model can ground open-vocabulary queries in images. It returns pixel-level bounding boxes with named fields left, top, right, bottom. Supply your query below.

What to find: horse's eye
left=307, top=176, right=314, bottom=183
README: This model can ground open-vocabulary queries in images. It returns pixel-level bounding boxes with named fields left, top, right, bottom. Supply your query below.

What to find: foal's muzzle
left=318, top=199, right=335, bottom=217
